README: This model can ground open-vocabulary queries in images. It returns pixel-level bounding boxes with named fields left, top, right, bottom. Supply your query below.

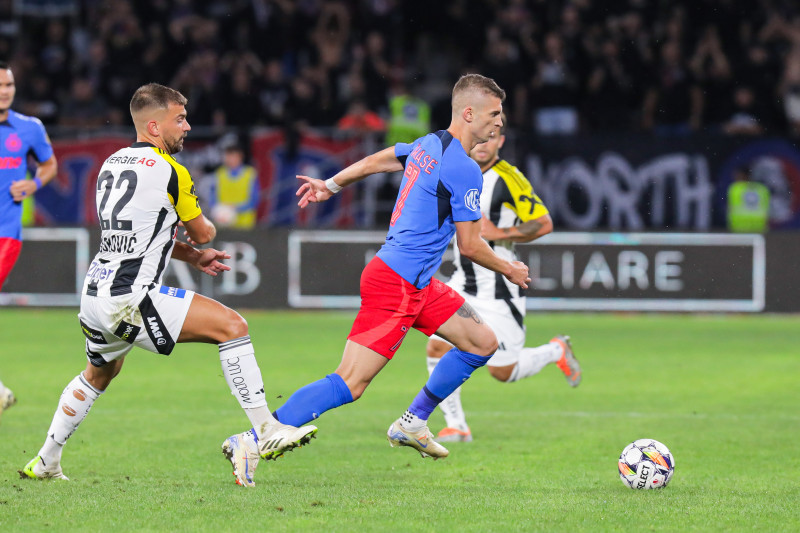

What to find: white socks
left=427, top=356, right=468, bottom=431
left=506, top=342, right=562, bottom=382
left=219, top=336, right=275, bottom=432
left=39, top=373, right=102, bottom=466
left=399, top=409, right=426, bottom=432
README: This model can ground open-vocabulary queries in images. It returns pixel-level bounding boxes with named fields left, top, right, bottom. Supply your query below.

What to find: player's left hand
left=296, top=175, right=334, bottom=208
left=193, top=248, right=232, bottom=276
left=9, top=179, right=38, bottom=202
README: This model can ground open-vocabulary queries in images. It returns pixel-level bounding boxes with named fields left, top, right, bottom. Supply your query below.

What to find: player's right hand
left=506, top=260, right=531, bottom=289
left=296, top=175, right=334, bottom=208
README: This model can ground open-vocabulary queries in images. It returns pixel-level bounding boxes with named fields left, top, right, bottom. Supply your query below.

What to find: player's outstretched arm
left=480, top=213, right=553, bottom=243
left=181, top=213, right=216, bottom=244
left=296, top=146, right=404, bottom=208
left=171, top=241, right=231, bottom=277
left=455, top=219, right=530, bottom=289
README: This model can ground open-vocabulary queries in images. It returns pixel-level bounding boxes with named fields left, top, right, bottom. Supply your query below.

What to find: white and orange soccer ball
left=618, top=439, right=675, bottom=489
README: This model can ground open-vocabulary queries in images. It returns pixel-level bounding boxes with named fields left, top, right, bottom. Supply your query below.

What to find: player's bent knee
left=221, top=310, right=249, bottom=341
left=472, top=326, right=499, bottom=357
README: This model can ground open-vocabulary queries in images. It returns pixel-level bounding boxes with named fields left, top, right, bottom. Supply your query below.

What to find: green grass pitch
left=0, top=309, right=798, bottom=532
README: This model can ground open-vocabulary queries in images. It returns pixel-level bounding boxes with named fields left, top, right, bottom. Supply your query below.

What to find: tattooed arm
left=480, top=213, right=553, bottom=243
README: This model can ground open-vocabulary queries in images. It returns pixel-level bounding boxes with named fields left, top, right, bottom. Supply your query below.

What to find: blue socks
left=271, top=349, right=489, bottom=427
left=273, top=373, right=353, bottom=426
left=408, top=348, right=489, bottom=420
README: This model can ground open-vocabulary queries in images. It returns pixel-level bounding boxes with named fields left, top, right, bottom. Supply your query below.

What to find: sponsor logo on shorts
left=464, top=188, right=480, bottom=211
left=159, top=286, right=186, bottom=298
left=80, top=319, right=108, bottom=344
left=113, top=320, right=141, bottom=344
left=147, top=316, right=167, bottom=346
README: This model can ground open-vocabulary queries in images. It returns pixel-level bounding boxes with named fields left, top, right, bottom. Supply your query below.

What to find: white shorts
left=78, top=285, right=195, bottom=366
left=431, top=292, right=526, bottom=367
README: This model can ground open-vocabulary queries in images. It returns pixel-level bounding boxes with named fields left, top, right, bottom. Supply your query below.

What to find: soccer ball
left=618, top=439, right=675, bottom=489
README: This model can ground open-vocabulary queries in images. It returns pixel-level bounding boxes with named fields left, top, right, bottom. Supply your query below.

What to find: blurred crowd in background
left=2, top=0, right=800, bottom=137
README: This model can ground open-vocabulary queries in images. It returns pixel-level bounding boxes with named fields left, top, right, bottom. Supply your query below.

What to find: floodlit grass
left=1, top=309, right=798, bottom=531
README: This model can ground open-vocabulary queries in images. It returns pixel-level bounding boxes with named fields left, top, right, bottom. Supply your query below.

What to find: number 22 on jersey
left=97, top=169, right=138, bottom=231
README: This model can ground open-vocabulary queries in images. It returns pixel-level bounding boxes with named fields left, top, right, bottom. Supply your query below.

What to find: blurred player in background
left=0, top=61, right=58, bottom=290
left=426, top=115, right=582, bottom=443
left=21, top=83, right=315, bottom=488
left=266, top=74, right=530, bottom=462
left=1, top=61, right=57, bottom=424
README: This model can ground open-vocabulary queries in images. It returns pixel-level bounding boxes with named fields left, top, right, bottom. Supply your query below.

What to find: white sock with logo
left=506, top=343, right=562, bottom=382
left=427, top=356, right=468, bottom=431
left=219, top=336, right=275, bottom=434
left=38, top=373, right=102, bottom=467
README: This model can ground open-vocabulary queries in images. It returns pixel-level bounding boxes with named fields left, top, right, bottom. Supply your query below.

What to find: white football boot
left=258, top=422, right=318, bottom=460
left=221, top=428, right=260, bottom=487
left=387, top=419, right=449, bottom=459
left=20, top=456, right=69, bottom=481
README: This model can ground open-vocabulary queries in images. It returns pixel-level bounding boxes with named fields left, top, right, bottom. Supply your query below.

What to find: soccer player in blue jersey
left=268, top=74, right=530, bottom=461
left=0, top=61, right=58, bottom=422
left=0, top=61, right=58, bottom=291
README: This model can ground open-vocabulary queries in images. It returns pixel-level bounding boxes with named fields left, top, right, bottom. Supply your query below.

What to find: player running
left=0, top=61, right=58, bottom=290
left=21, top=83, right=315, bottom=487
left=248, top=74, right=529, bottom=463
left=426, top=115, right=581, bottom=443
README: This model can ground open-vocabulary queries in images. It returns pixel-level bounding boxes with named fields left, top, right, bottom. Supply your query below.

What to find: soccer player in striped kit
left=21, top=84, right=315, bottom=487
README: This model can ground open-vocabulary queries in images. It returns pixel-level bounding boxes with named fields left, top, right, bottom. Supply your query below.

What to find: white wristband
left=325, top=177, right=343, bottom=194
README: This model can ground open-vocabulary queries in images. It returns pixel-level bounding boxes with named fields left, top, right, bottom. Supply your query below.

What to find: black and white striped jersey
left=447, top=159, right=549, bottom=300
left=82, top=142, right=202, bottom=297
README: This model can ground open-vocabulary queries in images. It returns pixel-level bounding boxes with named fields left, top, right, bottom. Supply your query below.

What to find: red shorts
left=0, top=237, right=22, bottom=291
left=348, top=256, right=465, bottom=359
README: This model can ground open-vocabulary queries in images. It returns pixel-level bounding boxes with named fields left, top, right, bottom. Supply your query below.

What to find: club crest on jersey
left=4, top=133, right=22, bottom=152
left=464, top=189, right=480, bottom=211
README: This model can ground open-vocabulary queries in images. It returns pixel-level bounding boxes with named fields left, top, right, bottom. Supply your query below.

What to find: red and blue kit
left=0, top=110, right=53, bottom=288
left=349, top=130, right=484, bottom=357
left=0, top=110, right=53, bottom=241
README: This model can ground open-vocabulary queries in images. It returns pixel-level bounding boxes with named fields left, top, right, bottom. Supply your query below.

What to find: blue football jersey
left=376, top=130, right=483, bottom=288
left=0, top=110, right=54, bottom=239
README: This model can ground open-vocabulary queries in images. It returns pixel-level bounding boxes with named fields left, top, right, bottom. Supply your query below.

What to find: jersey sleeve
left=168, top=163, right=202, bottom=221
left=444, top=157, right=483, bottom=222
left=502, top=163, right=550, bottom=222
left=394, top=142, right=413, bottom=166
left=28, top=118, right=54, bottom=163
